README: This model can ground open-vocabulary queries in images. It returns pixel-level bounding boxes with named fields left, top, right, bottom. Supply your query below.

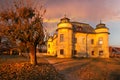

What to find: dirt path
left=45, top=57, right=120, bottom=80
left=46, top=58, right=91, bottom=80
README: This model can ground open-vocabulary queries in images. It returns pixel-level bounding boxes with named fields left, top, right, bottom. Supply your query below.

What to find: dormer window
left=77, top=26, right=82, bottom=31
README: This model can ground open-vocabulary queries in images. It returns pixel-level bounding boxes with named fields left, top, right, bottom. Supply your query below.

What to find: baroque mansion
left=47, top=17, right=110, bottom=58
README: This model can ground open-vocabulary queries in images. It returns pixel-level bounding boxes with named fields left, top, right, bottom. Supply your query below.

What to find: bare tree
left=0, top=0, right=46, bottom=65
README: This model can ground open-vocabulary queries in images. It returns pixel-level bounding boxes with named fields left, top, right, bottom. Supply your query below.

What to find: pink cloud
left=45, top=0, right=120, bottom=22
left=43, top=0, right=120, bottom=34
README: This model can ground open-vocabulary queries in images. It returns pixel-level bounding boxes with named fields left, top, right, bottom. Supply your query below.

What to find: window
left=77, top=26, right=82, bottom=31
left=75, top=50, right=77, bottom=55
left=72, top=50, right=77, bottom=56
left=98, top=37, right=103, bottom=45
left=60, top=49, right=64, bottom=55
left=91, top=51, right=94, bottom=55
left=60, top=34, right=64, bottom=42
left=99, top=51, right=103, bottom=56
left=91, top=39, right=94, bottom=44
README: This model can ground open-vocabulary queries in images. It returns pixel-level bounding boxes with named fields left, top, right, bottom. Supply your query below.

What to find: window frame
left=91, top=39, right=94, bottom=45
left=60, top=34, right=64, bottom=42
left=98, top=37, right=103, bottom=45
left=91, top=51, right=94, bottom=55
left=99, top=50, right=103, bottom=56
left=60, top=49, right=64, bottom=55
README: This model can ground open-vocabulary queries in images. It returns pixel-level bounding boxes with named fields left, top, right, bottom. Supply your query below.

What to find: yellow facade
left=47, top=34, right=57, bottom=56
left=47, top=17, right=110, bottom=58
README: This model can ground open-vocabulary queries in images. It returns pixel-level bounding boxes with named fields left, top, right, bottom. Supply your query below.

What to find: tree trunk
left=29, top=45, right=37, bottom=65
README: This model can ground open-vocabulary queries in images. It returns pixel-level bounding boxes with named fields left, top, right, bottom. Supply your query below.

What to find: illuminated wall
left=47, top=17, right=109, bottom=58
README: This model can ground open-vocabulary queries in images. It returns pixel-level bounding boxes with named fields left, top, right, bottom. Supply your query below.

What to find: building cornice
left=96, top=32, right=110, bottom=34
left=56, top=27, right=72, bottom=31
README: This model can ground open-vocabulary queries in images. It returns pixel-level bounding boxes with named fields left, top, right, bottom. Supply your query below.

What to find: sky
left=43, top=0, right=120, bottom=46
left=0, top=0, right=120, bottom=46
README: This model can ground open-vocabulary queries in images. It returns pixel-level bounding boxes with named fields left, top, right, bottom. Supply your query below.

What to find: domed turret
left=57, top=16, right=72, bottom=30
left=95, top=22, right=110, bottom=58
left=95, top=22, right=109, bottom=33
left=57, top=16, right=73, bottom=58
left=96, top=23, right=108, bottom=29
left=60, top=17, right=70, bottom=23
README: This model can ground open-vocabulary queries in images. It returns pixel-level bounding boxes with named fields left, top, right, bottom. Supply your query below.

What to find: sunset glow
left=44, top=0, right=120, bottom=46
left=0, top=0, right=120, bottom=46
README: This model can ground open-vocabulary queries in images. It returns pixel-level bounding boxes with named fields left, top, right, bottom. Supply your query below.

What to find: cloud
left=45, top=0, right=120, bottom=22
left=43, top=0, right=120, bottom=34
left=43, top=18, right=59, bottom=23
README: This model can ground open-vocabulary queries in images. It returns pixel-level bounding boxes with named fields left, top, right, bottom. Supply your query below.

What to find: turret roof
left=96, top=23, right=108, bottom=29
left=60, top=16, right=70, bottom=23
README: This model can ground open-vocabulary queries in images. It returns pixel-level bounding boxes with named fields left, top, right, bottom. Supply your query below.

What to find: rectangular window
left=99, top=50, right=103, bottom=56
left=91, top=51, right=94, bottom=55
left=60, top=34, right=64, bottom=42
left=98, top=37, right=103, bottom=45
left=74, top=50, right=77, bottom=55
left=60, top=49, right=64, bottom=55
left=91, top=39, right=94, bottom=44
